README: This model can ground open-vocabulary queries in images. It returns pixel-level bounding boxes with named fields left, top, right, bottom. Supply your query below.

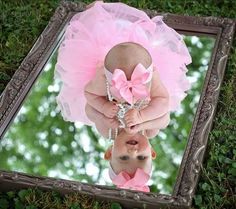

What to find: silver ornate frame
left=0, top=1, right=235, bottom=209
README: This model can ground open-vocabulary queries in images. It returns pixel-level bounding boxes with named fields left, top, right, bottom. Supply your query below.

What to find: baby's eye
left=120, top=156, right=129, bottom=161
left=137, top=155, right=147, bottom=161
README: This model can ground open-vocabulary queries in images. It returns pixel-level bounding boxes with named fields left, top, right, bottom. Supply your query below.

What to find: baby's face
left=105, top=131, right=156, bottom=176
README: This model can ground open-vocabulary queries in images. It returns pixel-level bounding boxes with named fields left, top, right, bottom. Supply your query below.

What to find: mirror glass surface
left=0, top=33, right=215, bottom=194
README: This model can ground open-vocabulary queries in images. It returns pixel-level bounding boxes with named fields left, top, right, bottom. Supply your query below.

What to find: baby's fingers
left=126, top=119, right=135, bottom=127
left=124, top=113, right=131, bottom=122
left=111, top=105, right=118, bottom=112
left=125, top=126, right=137, bottom=134
left=124, top=118, right=131, bottom=127
left=125, top=116, right=135, bottom=126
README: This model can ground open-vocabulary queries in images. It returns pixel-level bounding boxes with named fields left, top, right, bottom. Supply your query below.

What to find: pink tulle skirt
left=55, top=1, right=192, bottom=125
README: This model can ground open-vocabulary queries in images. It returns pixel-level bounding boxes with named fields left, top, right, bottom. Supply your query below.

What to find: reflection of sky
left=1, top=35, right=215, bottom=194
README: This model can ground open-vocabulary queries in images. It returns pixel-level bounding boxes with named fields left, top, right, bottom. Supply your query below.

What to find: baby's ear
left=104, top=146, right=112, bottom=160
left=151, top=148, right=157, bottom=159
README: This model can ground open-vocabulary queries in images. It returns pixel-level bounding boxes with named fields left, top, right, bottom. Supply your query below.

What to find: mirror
left=0, top=33, right=215, bottom=194
left=0, top=1, right=235, bottom=208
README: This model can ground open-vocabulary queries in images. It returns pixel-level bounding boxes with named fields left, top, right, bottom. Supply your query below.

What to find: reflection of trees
left=0, top=36, right=215, bottom=194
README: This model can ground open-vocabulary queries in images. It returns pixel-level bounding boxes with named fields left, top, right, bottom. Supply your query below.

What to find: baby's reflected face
left=106, top=131, right=156, bottom=175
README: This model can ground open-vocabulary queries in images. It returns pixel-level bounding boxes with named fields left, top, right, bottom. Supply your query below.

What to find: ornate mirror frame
left=0, top=1, right=235, bottom=209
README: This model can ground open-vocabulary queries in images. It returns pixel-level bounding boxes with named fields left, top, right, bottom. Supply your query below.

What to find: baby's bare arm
left=85, top=104, right=119, bottom=137
left=139, top=69, right=170, bottom=122
left=84, top=90, right=108, bottom=114
left=85, top=103, right=102, bottom=123
left=85, top=104, right=109, bottom=137
left=142, top=112, right=170, bottom=130
left=84, top=66, right=119, bottom=118
left=145, top=129, right=160, bottom=139
left=125, top=112, right=170, bottom=138
left=84, top=66, right=108, bottom=112
left=84, top=88, right=118, bottom=118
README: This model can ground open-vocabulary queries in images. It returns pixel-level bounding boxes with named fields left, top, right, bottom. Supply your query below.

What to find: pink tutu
left=55, top=1, right=192, bottom=125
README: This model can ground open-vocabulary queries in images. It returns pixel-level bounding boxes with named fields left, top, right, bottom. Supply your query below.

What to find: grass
left=0, top=188, right=115, bottom=209
left=0, top=0, right=236, bottom=208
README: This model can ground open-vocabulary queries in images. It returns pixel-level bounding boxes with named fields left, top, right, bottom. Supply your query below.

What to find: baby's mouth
left=126, top=140, right=138, bottom=145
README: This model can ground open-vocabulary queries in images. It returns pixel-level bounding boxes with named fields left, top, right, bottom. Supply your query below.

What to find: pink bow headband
left=104, top=63, right=153, bottom=104
left=108, top=163, right=152, bottom=192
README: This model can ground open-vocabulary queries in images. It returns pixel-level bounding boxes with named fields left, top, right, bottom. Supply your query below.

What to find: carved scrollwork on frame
left=169, top=16, right=235, bottom=205
left=0, top=1, right=235, bottom=209
left=0, top=170, right=183, bottom=209
left=145, top=11, right=235, bottom=207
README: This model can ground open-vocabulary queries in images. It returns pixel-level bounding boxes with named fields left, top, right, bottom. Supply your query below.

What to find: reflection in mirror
left=0, top=35, right=215, bottom=194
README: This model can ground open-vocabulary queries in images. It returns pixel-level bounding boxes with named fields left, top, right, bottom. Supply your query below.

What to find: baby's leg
left=125, top=112, right=170, bottom=135
left=85, top=104, right=119, bottom=129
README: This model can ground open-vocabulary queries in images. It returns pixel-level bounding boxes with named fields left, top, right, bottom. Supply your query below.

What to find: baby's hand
left=103, top=102, right=119, bottom=118
left=124, top=109, right=142, bottom=127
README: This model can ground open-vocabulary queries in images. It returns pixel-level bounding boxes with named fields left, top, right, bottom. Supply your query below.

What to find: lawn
left=0, top=0, right=235, bottom=208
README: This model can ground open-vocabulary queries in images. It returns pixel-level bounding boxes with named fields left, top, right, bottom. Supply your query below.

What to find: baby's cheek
left=113, top=143, right=126, bottom=154
left=138, top=140, right=150, bottom=151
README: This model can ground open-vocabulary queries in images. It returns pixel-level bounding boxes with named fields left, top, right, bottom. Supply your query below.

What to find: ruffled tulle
left=55, top=1, right=192, bottom=125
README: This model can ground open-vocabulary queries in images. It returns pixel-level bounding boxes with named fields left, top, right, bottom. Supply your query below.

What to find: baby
left=84, top=42, right=170, bottom=192
left=55, top=1, right=191, bottom=192
left=84, top=42, right=170, bottom=138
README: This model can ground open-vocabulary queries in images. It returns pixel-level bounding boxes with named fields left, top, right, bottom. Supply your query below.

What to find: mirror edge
left=167, top=15, right=235, bottom=206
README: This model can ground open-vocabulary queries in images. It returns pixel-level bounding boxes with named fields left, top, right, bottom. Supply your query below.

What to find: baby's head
left=104, top=42, right=152, bottom=80
left=104, top=130, right=156, bottom=191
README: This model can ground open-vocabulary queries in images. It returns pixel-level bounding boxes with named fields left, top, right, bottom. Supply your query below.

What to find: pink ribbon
left=112, top=168, right=150, bottom=192
left=110, top=63, right=151, bottom=104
